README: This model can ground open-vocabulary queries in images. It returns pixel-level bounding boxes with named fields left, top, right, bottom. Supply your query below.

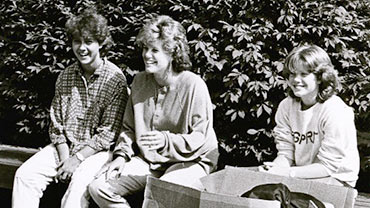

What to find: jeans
left=12, top=144, right=110, bottom=208
left=88, top=156, right=207, bottom=208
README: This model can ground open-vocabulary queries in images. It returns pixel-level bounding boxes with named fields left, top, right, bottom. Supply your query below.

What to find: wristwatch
left=75, top=152, right=85, bottom=162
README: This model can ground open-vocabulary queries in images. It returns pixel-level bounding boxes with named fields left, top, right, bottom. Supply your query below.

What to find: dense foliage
left=1, top=0, right=369, bottom=190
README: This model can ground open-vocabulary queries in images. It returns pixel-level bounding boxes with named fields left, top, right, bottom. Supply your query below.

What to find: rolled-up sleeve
left=113, top=94, right=136, bottom=160
left=158, top=79, right=213, bottom=161
left=49, top=75, right=67, bottom=145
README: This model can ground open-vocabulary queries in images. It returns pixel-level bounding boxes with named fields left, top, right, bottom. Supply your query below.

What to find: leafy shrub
left=0, top=0, right=369, bottom=191
left=0, top=0, right=73, bottom=147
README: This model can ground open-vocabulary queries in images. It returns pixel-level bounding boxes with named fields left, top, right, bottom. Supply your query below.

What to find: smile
left=145, top=61, right=156, bottom=65
left=78, top=52, right=89, bottom=57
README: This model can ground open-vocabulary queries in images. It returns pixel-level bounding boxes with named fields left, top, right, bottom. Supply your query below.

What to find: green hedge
left=0, top=0, right=369, bottom=190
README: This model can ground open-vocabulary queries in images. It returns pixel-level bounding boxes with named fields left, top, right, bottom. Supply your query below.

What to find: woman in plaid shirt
left=12, top=8, right=128, bottom=208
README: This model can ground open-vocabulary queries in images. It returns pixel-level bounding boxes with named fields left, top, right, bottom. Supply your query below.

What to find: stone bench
left=0, top=144, right=39, bottom=189
left=0, top=144, right=369, bottom=208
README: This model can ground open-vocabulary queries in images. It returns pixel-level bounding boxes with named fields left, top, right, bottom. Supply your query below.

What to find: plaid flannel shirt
left=49, top=58, right=128, bottom=155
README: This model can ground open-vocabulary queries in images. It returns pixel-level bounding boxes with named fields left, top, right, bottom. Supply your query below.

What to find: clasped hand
left=138, top=130, right=166, bottom=151
left=94, top=131, right=166, bottom=182
left=94, top=156, right=126, bottom=181
left=55, top=156, right=81, bottom=183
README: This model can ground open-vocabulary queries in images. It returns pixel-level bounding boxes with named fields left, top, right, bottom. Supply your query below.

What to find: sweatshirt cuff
left=113, top=149, right=131, bottom=162
left=277, top=151, right=294, bottom=161
left=158, top=131, right=169, bottom=154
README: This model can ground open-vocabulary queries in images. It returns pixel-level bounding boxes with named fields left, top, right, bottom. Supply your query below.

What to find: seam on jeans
left=53, top=148, right=60, bottom=165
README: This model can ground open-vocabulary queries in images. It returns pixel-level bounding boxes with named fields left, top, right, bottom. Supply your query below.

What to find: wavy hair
left=282, top=44, right=340, bottom=102
left=65, top=8, right=113, bottom=56
left=136, top=15, right=192, bottom=72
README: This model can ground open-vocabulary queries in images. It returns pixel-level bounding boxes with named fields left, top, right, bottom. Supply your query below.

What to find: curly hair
left=135, top=15, right=192, bottom=73
left=282, top=44, right=340, bottom=102
left=65, top=8, right=113, bottom=56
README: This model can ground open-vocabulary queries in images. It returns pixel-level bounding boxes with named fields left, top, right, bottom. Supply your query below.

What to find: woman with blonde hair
left=261, top=44, right=360, bottom=187
left=88, top=15, right=219, bottom=207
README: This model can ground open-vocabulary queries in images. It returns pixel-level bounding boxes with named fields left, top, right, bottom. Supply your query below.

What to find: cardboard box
left=143, top=166, right=357, bottom=208
left=201, top=166, right=357, bottom=208
left=143, top=176, right=279, bottom=208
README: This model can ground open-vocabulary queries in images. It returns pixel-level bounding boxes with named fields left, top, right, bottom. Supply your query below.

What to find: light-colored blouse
left=114, top=71, right=218, bottom=173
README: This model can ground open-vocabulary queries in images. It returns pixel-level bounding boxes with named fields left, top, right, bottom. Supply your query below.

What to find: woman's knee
left=164, top=162, right=206, bottom=176
left=88, top=178, right=106, bottom=198
left=160, top=162, right=206, bottom=189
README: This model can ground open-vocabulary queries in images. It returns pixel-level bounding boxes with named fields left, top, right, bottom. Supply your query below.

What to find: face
left=142, top=40, right=172, bottom=76
left=288, top=65, right=320, bottom=102
left=72, top=35, right=102, bottom=67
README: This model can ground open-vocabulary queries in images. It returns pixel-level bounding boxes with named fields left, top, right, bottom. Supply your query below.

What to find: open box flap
left=200, top=166, right=357, bottom=208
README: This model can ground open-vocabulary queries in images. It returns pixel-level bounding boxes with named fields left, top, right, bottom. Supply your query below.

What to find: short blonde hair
left=136, top=15, right=191, bottom=72
left=283, top=44, right=340, bottom=102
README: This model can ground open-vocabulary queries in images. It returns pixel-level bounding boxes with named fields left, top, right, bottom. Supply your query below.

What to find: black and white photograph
left=0, top=0, right=369, bottom=207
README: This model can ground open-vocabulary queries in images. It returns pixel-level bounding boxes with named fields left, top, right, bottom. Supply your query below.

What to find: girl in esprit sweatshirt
left=261, top=44, right=359, bottom=187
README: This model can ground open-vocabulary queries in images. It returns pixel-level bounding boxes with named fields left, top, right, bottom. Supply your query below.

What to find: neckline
left=299, top=101, right=318, bottom=111
left=152, top=71, right=184, bottom=91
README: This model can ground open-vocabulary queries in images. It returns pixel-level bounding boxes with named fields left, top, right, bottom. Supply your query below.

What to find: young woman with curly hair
left=88, top=15, right=219, bottom=207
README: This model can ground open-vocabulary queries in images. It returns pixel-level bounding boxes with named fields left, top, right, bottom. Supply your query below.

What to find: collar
left=148, top=71, right=184, bottom=91
left=73, top=57, right=107, bottom=77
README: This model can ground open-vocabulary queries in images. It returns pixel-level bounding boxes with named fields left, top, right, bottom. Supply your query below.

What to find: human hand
left=139, top=131, right=166, bottom=151
left=259, top=162, right=290, bottom=177
left=55, top=156, right=81, bottom=183
left=258, top=161, right=273, bottom=172
left=258, top=161, right=277, bottom=171
left=104, top=156, right=126, bottom=180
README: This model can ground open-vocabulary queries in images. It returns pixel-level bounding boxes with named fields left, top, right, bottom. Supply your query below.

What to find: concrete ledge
left=0, top=144, right=368, bottom=207
left=356, top=193, right=370, bottom=208
left=0, top=144, right=39, bottom=189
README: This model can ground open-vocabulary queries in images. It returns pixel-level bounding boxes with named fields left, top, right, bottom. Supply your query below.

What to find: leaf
left=276, top=33, right=282, bottom=40
left=257, top=106, right=263, bottom=117
left=225, top=109, right=235, bottom=116
left=237, top=110, right=245, bottom=118
left=231, top=112, right=237, bottom=122
left=262, top=104, right=272, bottom=115
left=230, top=93, right=240, bottom=103
left=237, top=76, right=244, bottom=86
left=247, top=129, right=259, bottom=135
left=232, top=50, right=243, bottom=59
left=27, top=66, right=42, bottom=74
left=277, top=16, right=284, bottom=23
left=56, top=63, right=65, bottom=69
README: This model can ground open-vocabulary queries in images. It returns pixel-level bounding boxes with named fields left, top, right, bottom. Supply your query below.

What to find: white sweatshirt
left=274, top=95, right=360, bottom=186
